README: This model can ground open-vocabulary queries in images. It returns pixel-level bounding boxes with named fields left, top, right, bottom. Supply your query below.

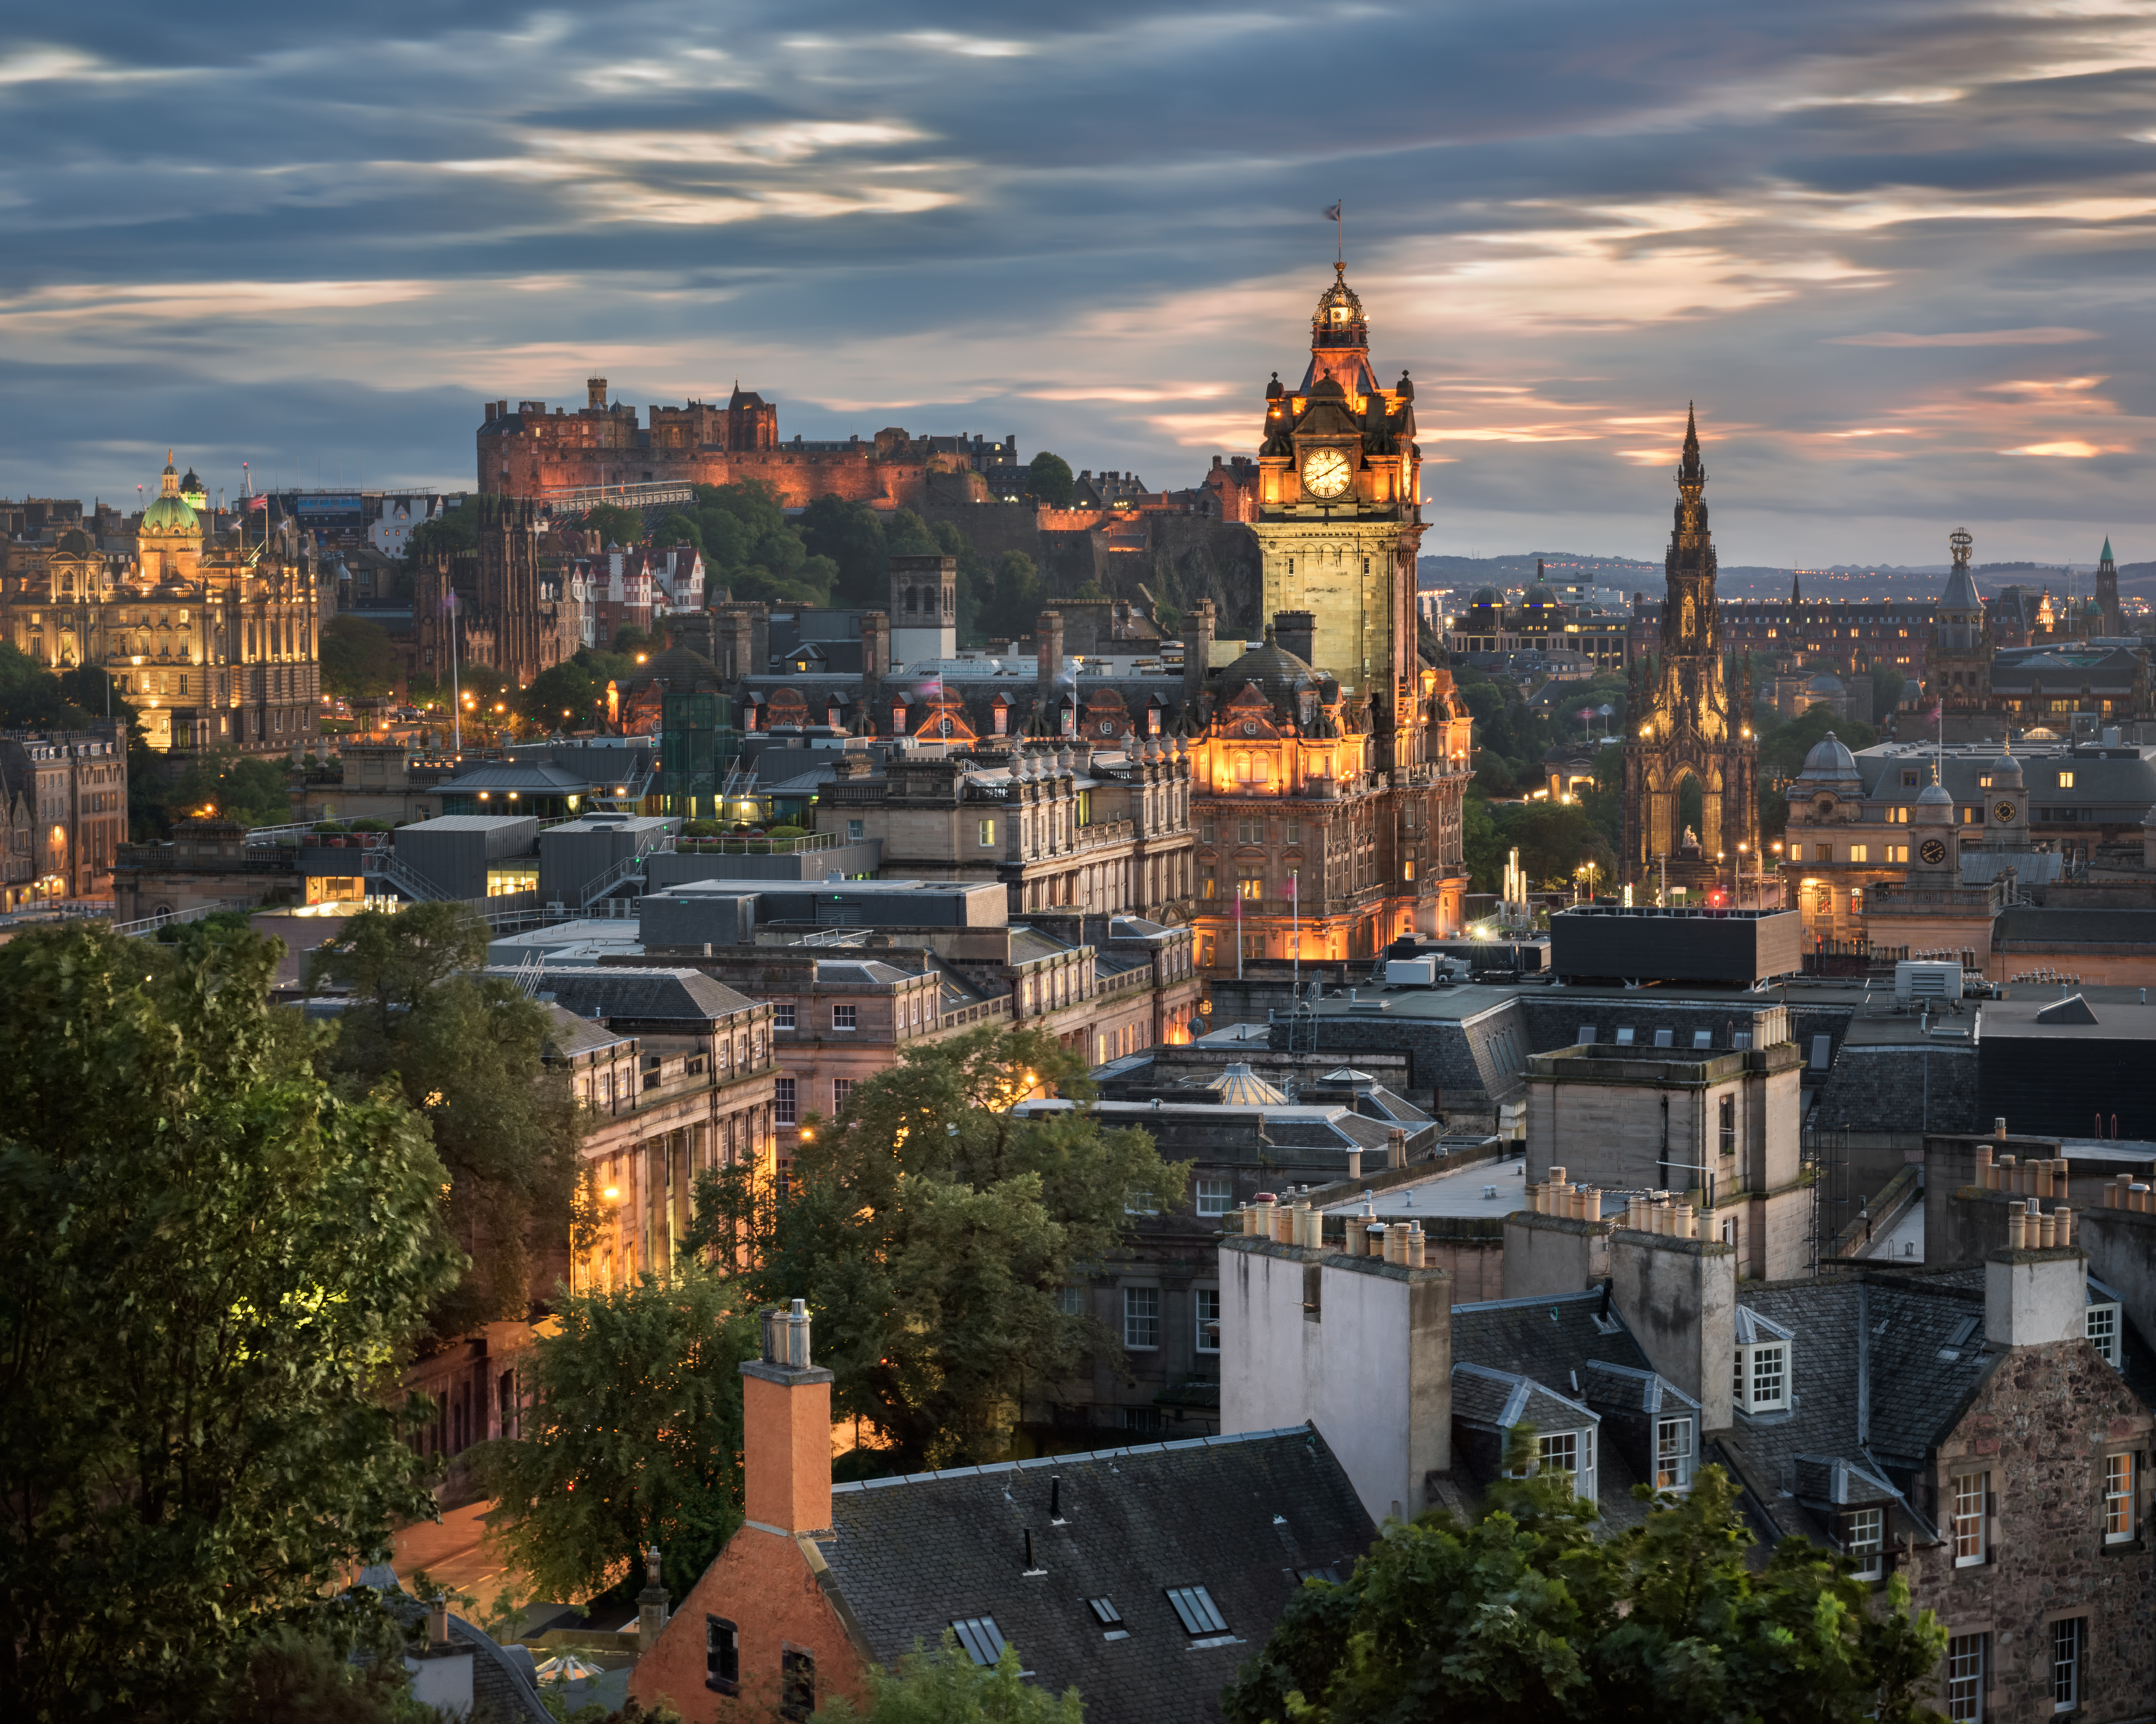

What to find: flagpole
left=1291, top=868, right=1299, bottom=997
left=1235, top=883, right=1243, bottom=983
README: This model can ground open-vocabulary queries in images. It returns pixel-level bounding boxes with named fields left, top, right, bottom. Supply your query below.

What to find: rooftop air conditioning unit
left=1894, top=959, right=1962, bottom=1004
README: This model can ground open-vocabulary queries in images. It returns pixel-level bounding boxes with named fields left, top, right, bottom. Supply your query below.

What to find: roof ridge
left=829, top=1423, right=1317, bottom=1494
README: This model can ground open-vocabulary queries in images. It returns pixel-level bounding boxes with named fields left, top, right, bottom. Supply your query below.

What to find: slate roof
left=1809, top=1045, right=1979, bottom=1134
left=1444, top=1289, right=1679, bottom=1532
left=432, top=760, right=593, bottom=793
left=1996, top=907, right=2156, bottom=946
left=540, top=1002, right=632, bottom=1060
left=813, top=959, right=917, bottom=988
left=813, top=1426, right=1373, bottom=1724
left=526, top=965, right=757, bottom=1027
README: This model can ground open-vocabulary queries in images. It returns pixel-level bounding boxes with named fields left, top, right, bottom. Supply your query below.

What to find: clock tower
left=1252, top=263, right=1425, bottom=768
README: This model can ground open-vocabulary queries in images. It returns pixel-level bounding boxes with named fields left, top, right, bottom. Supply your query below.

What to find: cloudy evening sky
left=3, top=1, right=2155, bottom=568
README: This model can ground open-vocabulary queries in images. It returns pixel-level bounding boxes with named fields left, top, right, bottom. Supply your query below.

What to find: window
left=846, top=819, right=864, bottom=840
left=1814, top=843, right=1834, bottom=863
left=1654, top=1417, right=1694, bottom=1491
left=1124, top=1186, right=1159, bottom=1216
left=780, top=1647, right=816, bottom=1722
left=774, top=1077, right=797, bottom=1125
left=1734, top=1341, right=1789, bottom=1413
left=1088, top=1597, right=1128, bottom=1640
left=1614, top=1026, right=1636, bottom=1046
left=1845, top=1507, right=1883, bottom=1580
left=2089, top=1303, right=2122, bottom=1367
left=1124, top=1286, right=1160, bottom=1350
left=1195, top=1288, right=1220, bottom=1353
left=2054, top=1617, right=2084, bottom=1713
left=705, top=1617, right=739, bottom=1694
left=2106, top=1452, right=2136, bottom=1543
left=773, top=1002, right=797, bottom=1030
left=1952, top=1471, right=1989, bottom=1566
left=2058, top=770, right=2075, bottom=788
left=1718, top=1094, right=1736, bottom=1156
left=951, top=1617, right=1006, bottom=1666
left=1284, top=819, right=1300, bottom=843
left=1195, top=1175, right=1231, bottom=1216
left=978, top=818, right=997, bottom=847
left=1165, top=1585, right=1227, bottom=1637
left=1056, top=1285, right=1085, bottom=1316
left=832, top=1004, right=857, bottom=1031
left=1946, top=1633, right=1985, bottom=1723
left=1652, top=1027, right=1674, bottom=1048
left=1849, top=843, right=1870, bottom=862
left=1236, top=868, right=1264, bottom=900
left=1201, top=867, right=1218, bottom=899
left=1577, top=1026, right=1597, bottom=1045
left=1537, top=1428, right=1596, bottom=1501
left=1237, top=818, right=1263, bottom=843
left=832, top=1078, right=854, bottom=1111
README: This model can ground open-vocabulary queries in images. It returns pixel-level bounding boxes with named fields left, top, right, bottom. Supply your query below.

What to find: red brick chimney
left=741, top=1299, right=834, bottom=1534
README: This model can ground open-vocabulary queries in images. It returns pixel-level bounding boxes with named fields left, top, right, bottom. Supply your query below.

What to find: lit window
left=2089, top=1303, right=2122, bottom=1367
left=1654, top=1417, right=1693, bottom=1491
left=1849, top=843, right=1869, bottom=862
left=1195, top=1287, right=1220, bottom=1353
left=1195, top=1175, right=1231, bottom=1216
left=978, top=818, right=997, bottom=847
left=2106, top=1452, right=2136, bottom=1544
left=2058, top=770, right=2075, bottom=788
left=1845, top=1506, right=1883, bottom=1580
left=1953, top=1471, right=1989, bottom=1567
left=832, top=1004, right=857, bottom=1031
left=1124, top=1286, right=1160, bottom=1350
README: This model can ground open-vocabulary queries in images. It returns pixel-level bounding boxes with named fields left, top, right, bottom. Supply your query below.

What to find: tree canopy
left=470, top=1270, right=758, bottom=1606
left=1223, top=1447, right=1947, bottom=1724
left=1027, top=451, right=1075, bottom=508
left=580, top=502, right=646, bottom=549
left=404, top=496, right=479, bottom=564
left=0, top=923, right=460, bottom=1720
left=688, top=1024, right=1183, bottom=1470
left=321, top=614, right=402, bottom=701
left=307, top=903, right=580, bottom=1334
left=815, top=1633, right=1085, bottom=1723
left=518, top=646, right=636, bottom=731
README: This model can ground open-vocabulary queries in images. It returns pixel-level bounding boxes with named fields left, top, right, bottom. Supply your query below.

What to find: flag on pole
left=248, top=495, right=267, bottom=512
left=1324, top=203, right=1342, bottom=222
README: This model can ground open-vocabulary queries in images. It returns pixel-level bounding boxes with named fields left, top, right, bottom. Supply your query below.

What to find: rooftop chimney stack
left=1038, top=609, right=1065, bottom=705
left=741, top=1298, right=834, bottom=1535
left=1183, top=599, right=1215, bottom=706
left=1607, top=1223, right=1736, bottom=1428
left=1985, top=1231, right=2088, bottom=1348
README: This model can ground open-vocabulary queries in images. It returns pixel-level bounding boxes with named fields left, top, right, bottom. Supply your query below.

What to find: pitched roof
left=524, top=965, right=757, bottom=1026
left=815, top=1427, right=1373, bottom=1724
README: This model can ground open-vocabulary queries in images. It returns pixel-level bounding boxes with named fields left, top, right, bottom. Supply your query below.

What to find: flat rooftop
left=1316, top=1149, right=1542, bottom=1221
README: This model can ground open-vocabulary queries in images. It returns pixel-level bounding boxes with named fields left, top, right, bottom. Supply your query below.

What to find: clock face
left=1994, top=801, right=2017, bottom=823
left=1919, top=838, right=1947, bottom=865
left=1301, top=447, right=1352, bottom=499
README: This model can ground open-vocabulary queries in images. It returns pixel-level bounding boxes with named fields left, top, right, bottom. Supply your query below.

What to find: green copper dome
left=141, top=453, right=200, bottom=536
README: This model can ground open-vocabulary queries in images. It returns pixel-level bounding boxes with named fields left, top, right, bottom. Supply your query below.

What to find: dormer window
left=1734, top=1339, right=1790, bottom=1412
left=1536, top=1429, right=1597, bottom=1503
left=1655, top=1416, right=1695, bottom=1491
left=1843, top=1507, right=1884, bottom=1580
left=2087, top=1300, right=2122, bottom=1367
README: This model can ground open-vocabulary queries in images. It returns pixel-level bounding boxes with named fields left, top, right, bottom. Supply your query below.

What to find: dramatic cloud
left=1, top=0, right=2154, bottom=564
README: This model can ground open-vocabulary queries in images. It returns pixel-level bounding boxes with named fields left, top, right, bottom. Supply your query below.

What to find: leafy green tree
left=688, top=1025, right=1183, bottom=1470
left=1461, top=789, right=1501, bottom=894
left=521, top=652, right=613, bottom=731
left=657, top=511, right=703, bottom=551
left=308, top=903, right=580, bottom=1333
left=321, top=614, right=401, bottom=701
left=406, top=496, right=479, bottom=564
left=986, top=550, right=1043, bottom=641
left=799, top=493, right=891, bottom=607
left=1496, top=800, right=1616, bottom=891
left=815, top=1633, right=1084, bottom=1723
left=470, top=1271, right=759, bottom=1606
left=0, top=923, right=460, bottom=1720
left=1225, top=1445, right=1947, bottom=1724
left=582, top=503, right=645, bottom=548
left=152, top=749, right=297, bottom=829
left=1027, top=451, right=1075, bottom=508
left=0, top=642, right=97, bottom=729
left=691, top=482, right=836, bottom=606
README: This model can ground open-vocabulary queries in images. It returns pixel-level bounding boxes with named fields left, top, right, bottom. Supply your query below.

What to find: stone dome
left=1806, top=672, right=1846, bottom=694
left=1797, top=731, right=1858, bottom=779
left=54, top=526, right=94, bottom=555
left=1992, top=748, right=2024, bottom=786
left=1218, top=629, right=1317, bottom=692
left=1914, top=780, right=1955, bottom=821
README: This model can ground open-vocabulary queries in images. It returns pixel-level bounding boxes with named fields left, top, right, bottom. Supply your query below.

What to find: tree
left=321, top=615, right=402, bottom=701
left=1223, top=1445, right=1948, bottom=1724
left=815, top=1633, right=1084, bottom=1723
left=799, top=493, right=891, bottom=607
left=520, top=652, right=612, bottom=731
left=985, top=550, right=1043, bottom=641
left=308, top=904, right=580, bottom=1334
left=0, top=642, right=96, bottom=729
left=151, top=749, right=297, bottom=829
left=470, top=1271, right=759, bottom=1607
left=688, top=1025, right=1183, bottom=1470
left=406, top=496, right=479, bottom=565
left=0, top=923, right=460, bottom=1720
left=582, top=503, right=645, bottom=548
left=1027, top=451, right=1075, bottom=508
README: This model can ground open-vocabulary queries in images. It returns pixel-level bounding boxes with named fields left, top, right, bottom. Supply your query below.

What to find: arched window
left=1235, top=752, right=1253, bottom=783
